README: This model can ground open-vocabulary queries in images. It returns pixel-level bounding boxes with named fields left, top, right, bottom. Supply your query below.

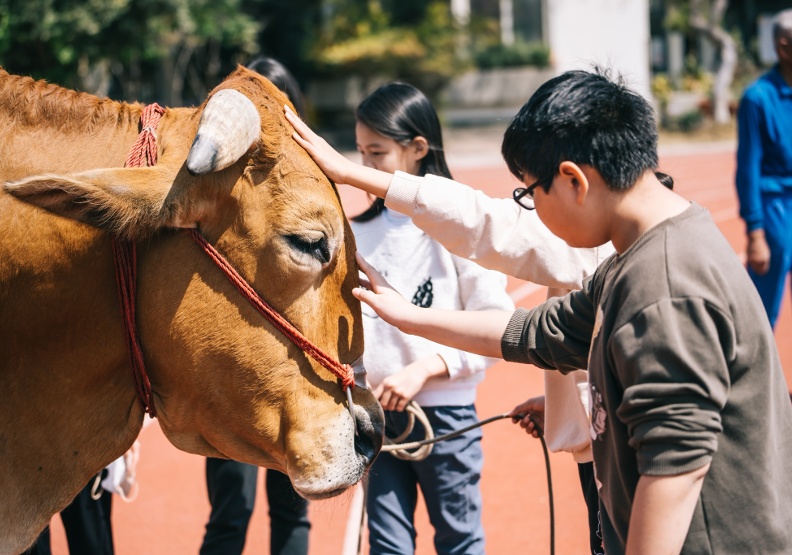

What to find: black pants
left=578, top=462, right=603, bottom=555
left=200, top=459, right=310, bottom=555
left=23, top=475, right=114, bottom=555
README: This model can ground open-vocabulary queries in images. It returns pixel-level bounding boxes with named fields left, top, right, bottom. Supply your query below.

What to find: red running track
left=47, top=143, right=792, bottom=554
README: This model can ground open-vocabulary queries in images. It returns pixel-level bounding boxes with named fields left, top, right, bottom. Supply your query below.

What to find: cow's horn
left=186, top=89, right=260, bottom=176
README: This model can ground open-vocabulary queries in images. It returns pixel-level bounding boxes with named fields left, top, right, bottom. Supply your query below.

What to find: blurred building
left=442, top=0, right=651, bottom=125
left=457, top=0, right=651, bottom=95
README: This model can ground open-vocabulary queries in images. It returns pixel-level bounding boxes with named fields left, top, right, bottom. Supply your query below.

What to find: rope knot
left=341, top=364, right=355, bottom=391
left=125, top=103, right=165, bottom=169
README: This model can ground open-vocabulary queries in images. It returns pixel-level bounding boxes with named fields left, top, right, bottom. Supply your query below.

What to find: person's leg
left=200, top=458, right=258, bottom=555
left=59, top=474, right=114, bottom=555
left=749, top=192, right=792, bottom=328
left=577, top=462, right=604, bottom=555
left=414, top=405, right=485, bottom=555
left=367, top=410, right=420, bottom=555
left=266, top=469, right=310, bottom=555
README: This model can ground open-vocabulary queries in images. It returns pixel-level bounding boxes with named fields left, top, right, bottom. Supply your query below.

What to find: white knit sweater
left=385, top=171, right=615, bottom=462
left=352, top=208, right=515, bottom=407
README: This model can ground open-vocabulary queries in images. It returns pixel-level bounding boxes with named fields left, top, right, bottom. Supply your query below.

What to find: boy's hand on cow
left=354, top=252, right=420, bottom=331
left=284, top=105, right=352, bottom=185
left=509, top=396, right=545, bottom=439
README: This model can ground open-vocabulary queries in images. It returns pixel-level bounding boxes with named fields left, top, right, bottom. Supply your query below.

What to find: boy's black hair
left=353, top=82, right=452, bottom=222
left=502, top=69, right=671, bottom=192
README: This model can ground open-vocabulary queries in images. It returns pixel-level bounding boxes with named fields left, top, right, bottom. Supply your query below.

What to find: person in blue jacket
left=735, top=8, right=792, bottom=328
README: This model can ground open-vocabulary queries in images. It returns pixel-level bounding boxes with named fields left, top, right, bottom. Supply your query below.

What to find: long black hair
left=352, top=82, right=451, bottom=222
left=247, top=56, right=306, bottom=119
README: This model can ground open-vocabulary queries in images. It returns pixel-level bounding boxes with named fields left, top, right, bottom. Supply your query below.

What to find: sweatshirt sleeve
left=440, top=254, right=515, bottom=380
left=385, top=171, right=603, bottom=289
left=499, top=275, right=597, bottom=373
left=611, top=298, right=730, bottom=476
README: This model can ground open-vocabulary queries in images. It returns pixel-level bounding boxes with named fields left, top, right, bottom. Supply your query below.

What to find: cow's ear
left=3, top=166, right=198, bottom=240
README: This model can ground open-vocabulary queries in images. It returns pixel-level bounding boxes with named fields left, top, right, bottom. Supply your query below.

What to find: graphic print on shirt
left=589, top=306, right=606, bottom=442
left=589, top=384, right=606, bottom=441
left=411, top=277, right=434, bottom=308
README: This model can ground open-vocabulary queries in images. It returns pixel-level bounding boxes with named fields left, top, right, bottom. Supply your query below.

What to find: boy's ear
left=410, top=136, right=430, bottom=162
left=558, top=161, right=589, bottom=205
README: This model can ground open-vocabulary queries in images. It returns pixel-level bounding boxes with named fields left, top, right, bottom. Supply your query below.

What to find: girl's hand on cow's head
left=353, top=253, right=419, bottom=332
left=284, top=105, right=352, bottom=185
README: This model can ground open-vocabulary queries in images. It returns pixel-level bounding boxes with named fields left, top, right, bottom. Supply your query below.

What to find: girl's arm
left=286, top=105, right=610, bottom=289
left=285, top=106, right=391, bottom=197
left=386, top=172, right=609, bottom=288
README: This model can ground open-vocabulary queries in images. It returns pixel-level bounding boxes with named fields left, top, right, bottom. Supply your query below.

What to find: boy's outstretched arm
left=626, top=464, right=710, bottom=555
left=285, top=105, right=392, bottom=198
left=354, top=253, right=512, bottom=358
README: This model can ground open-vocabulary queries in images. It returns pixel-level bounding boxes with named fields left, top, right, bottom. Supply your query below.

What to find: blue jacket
left=735, top=65, right=792, bottom=232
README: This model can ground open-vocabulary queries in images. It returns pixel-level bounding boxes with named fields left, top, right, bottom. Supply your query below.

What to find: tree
left=688, top=0, right=736, bottom=124
left=0, top=0, right=263, bottom=105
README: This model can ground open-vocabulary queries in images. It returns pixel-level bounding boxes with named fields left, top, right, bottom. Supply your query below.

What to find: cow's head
left=4, top=67, right=384, bottom=499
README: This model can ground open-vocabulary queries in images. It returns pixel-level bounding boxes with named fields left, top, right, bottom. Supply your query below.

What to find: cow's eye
left=285, top=234, right=331, bottom=264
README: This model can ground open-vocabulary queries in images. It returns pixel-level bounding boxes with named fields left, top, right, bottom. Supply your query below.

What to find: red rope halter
left=113, top=103, right=354, bottom=417
left=189, top=230, right=354, bottom=390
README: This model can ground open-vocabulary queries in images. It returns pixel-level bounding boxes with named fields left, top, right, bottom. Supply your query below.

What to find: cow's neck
left=0, top=216, right=146, bottom=546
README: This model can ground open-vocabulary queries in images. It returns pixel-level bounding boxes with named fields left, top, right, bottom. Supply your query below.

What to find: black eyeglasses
left=512, top=179, right=545, bottom=211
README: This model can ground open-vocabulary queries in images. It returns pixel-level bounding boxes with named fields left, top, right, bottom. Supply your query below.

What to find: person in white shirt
left=349, top=82, right=514, bottom=555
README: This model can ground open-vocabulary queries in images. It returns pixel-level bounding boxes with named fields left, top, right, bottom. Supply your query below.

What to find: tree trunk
left=170, top=42, right=195, bottom=107
left=78, top=56, right=112, bottom=98
left=689, top=0, right=735, bottom=124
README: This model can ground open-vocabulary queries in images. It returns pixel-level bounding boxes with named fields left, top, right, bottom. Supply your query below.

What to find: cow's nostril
left=354, top=418, right=383, bottom=465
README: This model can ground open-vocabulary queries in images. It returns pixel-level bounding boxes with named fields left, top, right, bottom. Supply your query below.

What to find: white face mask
left=94, top=439, right=141, bottom=502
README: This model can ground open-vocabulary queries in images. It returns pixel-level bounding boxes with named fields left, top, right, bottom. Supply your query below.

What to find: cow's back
left=0, top=68, right=142, bottom=179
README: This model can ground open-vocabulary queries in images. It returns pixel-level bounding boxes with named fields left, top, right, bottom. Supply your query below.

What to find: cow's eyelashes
left=285, top=234, right=331, bottom=264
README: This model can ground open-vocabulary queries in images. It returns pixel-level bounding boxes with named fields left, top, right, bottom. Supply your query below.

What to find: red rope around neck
left=113, top=103, right=164, bottom=417
left=112, top=239, right=155, bottom=416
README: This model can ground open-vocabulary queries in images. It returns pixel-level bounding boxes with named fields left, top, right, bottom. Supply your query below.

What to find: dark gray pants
left=200, top=459, right=310, bottom=555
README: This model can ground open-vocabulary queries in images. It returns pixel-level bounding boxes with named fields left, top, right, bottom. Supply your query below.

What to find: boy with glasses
left=288, top=68, right=792, bottom=554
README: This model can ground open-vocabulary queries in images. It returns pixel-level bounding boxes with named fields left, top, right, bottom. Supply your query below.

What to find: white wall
left=544, top=0, right=652, bottom=99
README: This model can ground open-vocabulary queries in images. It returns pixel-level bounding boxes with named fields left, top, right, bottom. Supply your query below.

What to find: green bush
left=311, top=1, right=468, bottom=96
left=662, top=108, right=704, bottom=132
left=474, top=41, right=550, bottom=69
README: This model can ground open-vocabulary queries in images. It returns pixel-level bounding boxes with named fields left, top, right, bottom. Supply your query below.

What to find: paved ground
left=46, top=130, right=792, bottom=555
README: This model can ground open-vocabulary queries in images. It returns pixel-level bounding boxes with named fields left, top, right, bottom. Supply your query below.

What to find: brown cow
left=0, top=67, right=384, bottom=554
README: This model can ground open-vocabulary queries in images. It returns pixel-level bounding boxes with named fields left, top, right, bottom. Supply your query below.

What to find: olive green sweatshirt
left=502, top=203, right=792, bottom=554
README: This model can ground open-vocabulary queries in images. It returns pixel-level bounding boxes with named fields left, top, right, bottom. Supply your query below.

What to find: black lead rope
left=537, top=432, right=555, bottom=555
